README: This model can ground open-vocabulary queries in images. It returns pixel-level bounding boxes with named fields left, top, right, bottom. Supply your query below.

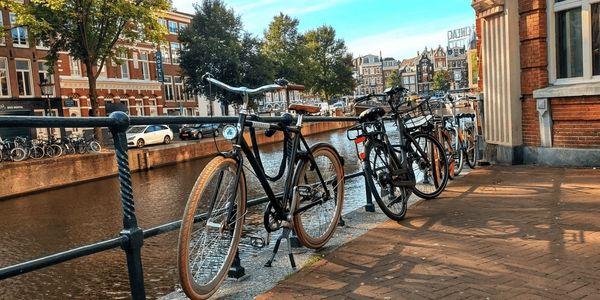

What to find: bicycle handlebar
left=202, top=73, right=283, bottom=95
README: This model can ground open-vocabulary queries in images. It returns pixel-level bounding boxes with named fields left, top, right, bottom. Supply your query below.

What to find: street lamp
left=39, top=79, right=55, bottom=138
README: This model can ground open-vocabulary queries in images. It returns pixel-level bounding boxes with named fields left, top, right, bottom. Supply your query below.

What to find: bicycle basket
left=399, top=98, right=434, bottom=130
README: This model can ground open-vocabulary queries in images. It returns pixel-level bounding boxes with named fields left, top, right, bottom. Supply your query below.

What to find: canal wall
left=0, top=121, right=352, bottom=199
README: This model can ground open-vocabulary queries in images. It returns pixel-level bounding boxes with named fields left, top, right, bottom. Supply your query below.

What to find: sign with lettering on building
left=447, top=25, right=475, bottom=48
left=155, top=51, right=164, bottom=82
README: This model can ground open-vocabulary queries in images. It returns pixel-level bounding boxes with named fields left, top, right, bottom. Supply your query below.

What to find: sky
left=170, top=0, right=476, bottom=60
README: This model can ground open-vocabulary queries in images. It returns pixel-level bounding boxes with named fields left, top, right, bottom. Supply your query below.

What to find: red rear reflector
left=359, top=152, right=366, bottom=160
left=355, top=136, right=366, bottom=144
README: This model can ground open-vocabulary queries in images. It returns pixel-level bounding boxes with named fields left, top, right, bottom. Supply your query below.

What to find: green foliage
left=18, top=0, right=169, bottom=123
left=386, top=70, right=403, bottom=88
left=304, top=26, right=354, bottom=101
left=432, top=70, right=450, bottom=92
left=261, top=13, right=306, bottom=84
left=180, top=0, right=275, bottom=112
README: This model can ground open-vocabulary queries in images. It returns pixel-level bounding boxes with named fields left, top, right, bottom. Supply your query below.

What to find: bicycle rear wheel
left=178, top=156, right=246, bottom=300
left=464, top=127, right=477, bottom=169
left=364, top=140, right=408, bottom=221
left=448, top=128, right=464, bottom=177
left=410, top=133, right=449, bottom=200
left=11, top=147, right=27, bottom=162
left=292, top=144, right=344, bottom=249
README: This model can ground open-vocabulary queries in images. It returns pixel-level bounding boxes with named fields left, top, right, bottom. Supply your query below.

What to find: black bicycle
left=348, top=87, right=448, bottom=221
left=177, top=74, right=345, bottom=300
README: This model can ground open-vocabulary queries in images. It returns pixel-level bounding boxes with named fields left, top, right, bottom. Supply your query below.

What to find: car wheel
left=137, top=139, right=145, bottom=148
left=164, top=135, right=171, bottom=144
left=196, top=132, right=203, bottom=140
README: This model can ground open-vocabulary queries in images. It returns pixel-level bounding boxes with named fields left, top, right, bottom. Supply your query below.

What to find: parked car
left=126, top=125, right=173, bottom=148
left=179, top=124, right=221, bottom=140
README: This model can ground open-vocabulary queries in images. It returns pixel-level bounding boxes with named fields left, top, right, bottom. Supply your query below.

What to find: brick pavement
left=258, top=166, right=600, bottom=299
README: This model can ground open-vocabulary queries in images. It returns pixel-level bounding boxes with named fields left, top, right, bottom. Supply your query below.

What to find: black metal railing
left=0, top=112, right=371, bottom=299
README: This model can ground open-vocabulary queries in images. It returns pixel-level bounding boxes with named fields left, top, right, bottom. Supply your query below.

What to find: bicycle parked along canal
left=177, top=74, right=345, bottom=300
left=347, top=87, right=449, bottom=221
left=430, top=93, right=477, bottom=178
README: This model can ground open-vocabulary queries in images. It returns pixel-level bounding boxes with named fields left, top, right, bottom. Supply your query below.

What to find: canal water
left=0, top=128, right=369, bottom=299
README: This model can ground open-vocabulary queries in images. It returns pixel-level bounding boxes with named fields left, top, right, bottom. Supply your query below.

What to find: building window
left=164, top=76, right=174, bottom=101
left=10, top=13, right=28, bottom=47
left=158, top=18, right=167, bottom=29
left=170, top=42, right=180, bottom=64
left=38, top=61, right=54, bottom=96
left=98, top=60, right=107, bottom=78
left=70, top=57, right=82, bottom=76
left=140, top=52, right=150, bottom=80
left=0, top=58, right=10, bottom=96
left=174, top=76, right=184, bottom=101
left=0, top=14, right=5, bottom=45
left=15, top=59, right=32, bottom=96
left=161, top=45, right=171, bottom=64
left=592, top=3, right=600, bottom=75
left=119, top=52, right=129, bottom=79
left=556, top=7, right=583, bottom=78
left=168, top=20, right=178, bottom=34
left=551, top=0, right=600, bottom=81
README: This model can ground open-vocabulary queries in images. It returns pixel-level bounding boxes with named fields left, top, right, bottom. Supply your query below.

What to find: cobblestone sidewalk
left=258, top=166, right=600, bottom=299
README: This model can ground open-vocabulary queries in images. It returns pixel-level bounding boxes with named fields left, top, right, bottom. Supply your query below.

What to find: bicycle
left=0, top=136, right=28, bottom=162
left=431, top=94, right=477, bottom=177
left=347, top=88, right=448, bottom=221
left=177, top=74, right=345, bottom=300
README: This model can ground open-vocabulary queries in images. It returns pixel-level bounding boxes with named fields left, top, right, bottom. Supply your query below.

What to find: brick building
left=472, top=0, right=600, bottom=166
left=0, top=9, right=63, bottom=138
left=58, top=10, right=210, bottom=121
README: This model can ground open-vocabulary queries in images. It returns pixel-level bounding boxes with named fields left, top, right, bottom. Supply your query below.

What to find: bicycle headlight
left=222, top=125, right=238, bottom=140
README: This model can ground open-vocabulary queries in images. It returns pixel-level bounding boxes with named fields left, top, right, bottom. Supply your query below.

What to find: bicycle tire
left=292, top=143, right=344, bottom=249
left=11, top=147, right=27, bottom=162
left=30, top=146, right=44, bottom=159
left=438, top=129, right=455, bottom=180
left=363, top=140, right=409, bottom=221
left=51, top=144, right=63, bottom=157
left=178, top=156, right=246, bottom=300
left=410, top=132, right=449, bottom=200
left=464, top=127, right=477, bottom=169
left=89, top=141, right=101, bottom=153
left=448, top=128, right=464, bottom=177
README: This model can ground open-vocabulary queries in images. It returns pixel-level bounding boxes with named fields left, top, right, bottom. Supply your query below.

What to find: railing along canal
left=0, top=112, right=373, bottom=299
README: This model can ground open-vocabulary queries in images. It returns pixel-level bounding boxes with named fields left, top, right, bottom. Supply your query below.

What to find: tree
left=432, top=70, right=450, bottom=92
left=180, top=0, right=275, bottom=114
left=261, top=13, right=306, bottom=84
left=19, top=0, right=170, bottom=142
left=303, top=26, right=354, bottom=101
left=386, top=70, right=403, bottom=88
left=179, top=0, right=243, bottom=116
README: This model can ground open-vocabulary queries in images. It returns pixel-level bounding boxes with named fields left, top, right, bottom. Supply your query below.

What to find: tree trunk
left=85, top=65, right=104, bottom=145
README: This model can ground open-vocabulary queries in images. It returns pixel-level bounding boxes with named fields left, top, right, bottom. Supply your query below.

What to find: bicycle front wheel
left=89, top=141, right=101, bottom=153
left=410, top=133, right=449, bottom=200
left=178, top=156, right=246, bottom=300
left=464, top=127, right=477, bottom=169
left=292, top=144, right=344, bottom=249
left=364, top=140, right=409, bottom=221
left=30, top=146, right=44, bottom=159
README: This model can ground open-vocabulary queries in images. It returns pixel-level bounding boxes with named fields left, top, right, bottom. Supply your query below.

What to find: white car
left=126, top=125, right=173, bottom=148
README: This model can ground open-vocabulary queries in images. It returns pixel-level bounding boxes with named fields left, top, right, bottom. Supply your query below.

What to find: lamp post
left=40, top=79, right=55, bottom=138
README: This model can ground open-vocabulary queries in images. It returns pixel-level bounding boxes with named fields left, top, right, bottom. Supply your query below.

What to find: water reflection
left=0, top=128, right=365, bottom=299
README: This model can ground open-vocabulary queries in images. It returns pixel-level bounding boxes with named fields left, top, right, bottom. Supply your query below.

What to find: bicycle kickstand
left=264, top=227, right=296, bottom=269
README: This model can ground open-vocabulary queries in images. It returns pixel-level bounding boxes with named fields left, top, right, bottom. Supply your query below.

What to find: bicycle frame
left=225, top=111, right=331, bottom=223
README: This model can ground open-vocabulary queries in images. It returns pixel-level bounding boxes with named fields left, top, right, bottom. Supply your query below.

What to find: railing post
left=109, top=111, right=146, bottom=300
left=364, top=173, right=375, bottom=212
